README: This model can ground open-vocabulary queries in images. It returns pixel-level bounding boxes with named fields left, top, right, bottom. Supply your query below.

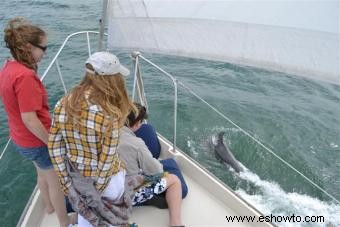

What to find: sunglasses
left=30, top=42, right=48, bottom=52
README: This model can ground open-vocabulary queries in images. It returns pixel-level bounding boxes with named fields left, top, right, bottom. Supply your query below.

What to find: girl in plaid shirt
left=48, top=52, right=135, bottom=227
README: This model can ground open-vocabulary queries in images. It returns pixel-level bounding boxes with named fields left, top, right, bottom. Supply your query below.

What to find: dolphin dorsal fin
left=217, top=131, right=225, bottom=143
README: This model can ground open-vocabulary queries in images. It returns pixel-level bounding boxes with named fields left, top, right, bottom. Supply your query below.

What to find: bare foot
left=45, top=206, right=55, bottom=214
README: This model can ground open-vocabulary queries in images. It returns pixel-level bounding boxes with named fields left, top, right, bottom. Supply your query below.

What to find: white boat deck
left=40, top=173, right=251, bottom=227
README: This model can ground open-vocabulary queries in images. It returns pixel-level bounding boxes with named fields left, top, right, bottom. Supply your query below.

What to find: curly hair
left=4, top=17, right=46, bottom=71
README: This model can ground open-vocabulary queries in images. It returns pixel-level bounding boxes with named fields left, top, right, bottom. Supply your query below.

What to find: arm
left=137, top=139, right=163, bottom=176
left=48, top=105, right=71, bottom=195
left=95, top=118, right=121, bottom=192
left=21, top=112, right=49, bottom=144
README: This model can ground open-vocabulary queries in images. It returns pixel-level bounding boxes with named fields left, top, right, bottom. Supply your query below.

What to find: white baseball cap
left=85, top=52, right=130, bottom=76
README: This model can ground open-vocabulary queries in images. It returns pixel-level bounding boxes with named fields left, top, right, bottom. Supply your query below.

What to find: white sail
left=107, top=0, right=339, bottom=84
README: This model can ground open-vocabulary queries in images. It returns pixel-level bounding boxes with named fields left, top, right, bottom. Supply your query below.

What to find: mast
left=97, top=0, right=108, bottom=51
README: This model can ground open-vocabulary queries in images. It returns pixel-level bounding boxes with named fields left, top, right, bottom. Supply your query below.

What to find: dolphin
left=211, top=131, right=244, bottom=173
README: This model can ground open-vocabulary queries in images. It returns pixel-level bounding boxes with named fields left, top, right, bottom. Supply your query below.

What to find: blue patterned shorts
left=132, top=178, right=167, bottom=205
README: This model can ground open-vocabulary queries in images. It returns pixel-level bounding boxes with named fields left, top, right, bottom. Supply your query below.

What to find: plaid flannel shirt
left=48, top=99, right=122, bottom=194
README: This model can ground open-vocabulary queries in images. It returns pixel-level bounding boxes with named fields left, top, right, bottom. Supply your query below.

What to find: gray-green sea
left=0, top=1, right=339, bottom=226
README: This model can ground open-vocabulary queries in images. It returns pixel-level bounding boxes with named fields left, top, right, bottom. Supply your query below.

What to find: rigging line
left=0, top=138, right=11, bottom=160
left=141, top=0, right=149, bottom=18
left=177, top=80, right=340, bottom=204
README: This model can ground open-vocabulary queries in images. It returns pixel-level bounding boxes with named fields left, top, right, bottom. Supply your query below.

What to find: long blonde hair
left=64, top=65, right=135, bottom=132
left=4, top=17, right=46, bottom=71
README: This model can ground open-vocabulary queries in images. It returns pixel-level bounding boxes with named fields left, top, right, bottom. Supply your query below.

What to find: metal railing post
left=173, top=79, right=178, bottom=152
left=132, top=55, right=139, bottom=101
left=86, top=32, right=92, bottom=57
left=55, top=59, right=68, bottom=94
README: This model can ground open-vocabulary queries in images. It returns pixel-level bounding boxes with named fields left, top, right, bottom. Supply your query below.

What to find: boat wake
left=236, top=170, right=340, bottom=227
left=185, top=127, right=339, bottom=226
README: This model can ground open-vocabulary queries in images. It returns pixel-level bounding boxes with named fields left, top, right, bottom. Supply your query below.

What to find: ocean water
left=0, top=1, right=339, bottom=227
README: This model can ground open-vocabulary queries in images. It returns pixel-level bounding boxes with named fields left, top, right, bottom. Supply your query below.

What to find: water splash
left=186, top=137, right=198, bottom=158
left=330, top=143, right=338, bottom=149
left=211, top=135, right=218, bottom=146
left=236, top=170, right=340, bottom=226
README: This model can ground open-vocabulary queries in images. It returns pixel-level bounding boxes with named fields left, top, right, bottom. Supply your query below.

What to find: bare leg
left=164, top=174, right=182, bottom=226
left=37, top=167, right=71, bottom=227
left=35, top=165, right=54, bottom=214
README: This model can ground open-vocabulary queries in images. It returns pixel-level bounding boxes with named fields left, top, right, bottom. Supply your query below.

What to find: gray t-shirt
left=117, top=126, right=163, bottom=176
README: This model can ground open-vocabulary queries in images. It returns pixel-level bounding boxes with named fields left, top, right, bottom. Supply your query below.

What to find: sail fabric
left=107, top=0, right=339, bottom=84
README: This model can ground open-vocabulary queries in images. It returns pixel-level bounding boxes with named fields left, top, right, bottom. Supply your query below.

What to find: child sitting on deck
left=133, top=104, right=188, bottom=200
left=117, top=104, right=184, bottom=227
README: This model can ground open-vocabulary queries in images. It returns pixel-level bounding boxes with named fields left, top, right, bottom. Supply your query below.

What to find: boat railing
left=0, top=31, right=103, bottom=161
left=0, top=31, right=338, bottom=205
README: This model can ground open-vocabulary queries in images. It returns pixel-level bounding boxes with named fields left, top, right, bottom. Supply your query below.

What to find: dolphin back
left=217, top=131, right=225, bottom=143
left=214, top=131, right=244, bottom=173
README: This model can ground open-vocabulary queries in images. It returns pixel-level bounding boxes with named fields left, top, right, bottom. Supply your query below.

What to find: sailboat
left=7, top=0, right=339, bottom=226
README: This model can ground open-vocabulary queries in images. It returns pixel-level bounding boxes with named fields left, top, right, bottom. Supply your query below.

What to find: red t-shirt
left=0, top=60, right=51, bottom=147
